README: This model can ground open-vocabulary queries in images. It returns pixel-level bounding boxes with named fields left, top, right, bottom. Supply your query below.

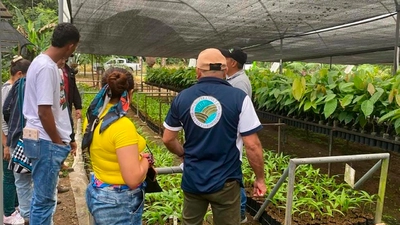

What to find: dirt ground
left=54, top=159, right=79, bottom=225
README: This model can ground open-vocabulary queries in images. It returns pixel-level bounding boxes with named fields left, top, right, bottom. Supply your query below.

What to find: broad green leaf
left=369, top=89, right=383, bottom=104
left=339, top=82, right=354, bottom=93
left=339, top=94, right=353, bottom=108
left=395, top=118, right=400, bottom=130
left=367, top=83, right=375, bottom=96
left=284, top=98, right=296, bottom=106
left=338, top=111, right=347, bottom=122
left=353, top=74, right=366, bottom=90
left=353, top=94, right=366, bottom=104
left=325, top=93, right=336, bottom=102
left=292, top=77, right=306, bottom=101
left=310, top=90, right=317, bottom=102
left=304, top=101, right=312, bottom=111
left=344, top=113, right=353, bottom=124
left=358, top=114, right=367, bottom=128
left=324, top=99, right=337, bottom=119
left=361, top=100, right=374, bottom=117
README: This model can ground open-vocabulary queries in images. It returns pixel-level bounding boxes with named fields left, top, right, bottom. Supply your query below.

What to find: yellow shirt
left=90, top=103, right=146, bottom=184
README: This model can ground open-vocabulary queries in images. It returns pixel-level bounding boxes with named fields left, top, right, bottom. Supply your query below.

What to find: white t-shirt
left=23, top=54, right=72, bottom=143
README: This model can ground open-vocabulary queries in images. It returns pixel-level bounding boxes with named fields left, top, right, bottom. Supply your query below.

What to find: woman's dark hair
left=10, top=57, right=31, bottom=76
left=51, top=23, right=80, bottom=48
left=105, top=67, right=134, bottom=97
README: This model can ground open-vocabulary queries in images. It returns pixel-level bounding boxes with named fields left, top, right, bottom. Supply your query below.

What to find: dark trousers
left=3, top=159, right=17, bottom=216
left=182, top=180, right=240, bottom=225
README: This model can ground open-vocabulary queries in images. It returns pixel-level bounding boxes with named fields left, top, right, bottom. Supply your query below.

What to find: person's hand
left=70, top=141, right=77, bottom=156
left=141, top=153, right=154, bottom=165
left=3, top=146, right=10, bottom=161
left=253, top=178, right=267, bottom=197
left=75, top=109, right=82, bottom=119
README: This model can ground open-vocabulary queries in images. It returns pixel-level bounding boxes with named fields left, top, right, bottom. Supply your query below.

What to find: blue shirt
left=164, top=77, right=262, bottom=194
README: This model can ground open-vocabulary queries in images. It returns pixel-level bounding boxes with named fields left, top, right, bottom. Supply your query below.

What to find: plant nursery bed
left=246, top=197, right=374, bottom=225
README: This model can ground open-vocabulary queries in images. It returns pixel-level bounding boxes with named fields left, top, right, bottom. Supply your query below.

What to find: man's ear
left=195, top=68, right=202, bottom=79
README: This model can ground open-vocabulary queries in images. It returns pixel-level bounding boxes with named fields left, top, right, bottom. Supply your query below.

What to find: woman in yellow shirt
left=85, top=67, right=151, bottom=225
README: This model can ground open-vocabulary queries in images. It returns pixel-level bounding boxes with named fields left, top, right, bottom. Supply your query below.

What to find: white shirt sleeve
left=238, top=95, right=261, bottom=135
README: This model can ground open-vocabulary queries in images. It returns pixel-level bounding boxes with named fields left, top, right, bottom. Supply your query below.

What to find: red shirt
left=62, top=67, right=69, bottom=97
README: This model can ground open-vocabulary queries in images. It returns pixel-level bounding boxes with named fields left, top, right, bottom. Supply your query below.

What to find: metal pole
left=291, top=153, right=389, bottom=165
left=136, top=93, right=139, bottom=117
left=155, top=166, right=183, bottom=174
left=254, top=168, right=289, bottom=220
left=354, top=160, right=382, bottom=189
left=284, top=161, right=296, bottom=225
left=0, top=30, right=4, bottom=225
left=328, top=129, right=333, bottom=176
left=58, top=0, right=64, bottom=24
left=159, top=100, right=162, bottom=135
left=279, top=38, right=283, bottom=74
left=140, top=58, right=143, bottom=92
left=394, top=9, right=400, bottom=75
left=277, top=118, right=281, bottom=153
left=375, top=157, right=390, bottom=223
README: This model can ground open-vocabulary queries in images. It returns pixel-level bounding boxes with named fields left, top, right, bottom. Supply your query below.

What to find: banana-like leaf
left=378, top=109, right=400, bottom=123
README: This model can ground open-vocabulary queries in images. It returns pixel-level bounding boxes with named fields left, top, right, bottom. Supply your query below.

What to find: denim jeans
left=3, top=159, right=17, bottom=216
left=10, top=147, right=33, bottom=220
left=23, top=138, right=70, bottom=225
left=86, top=180, right=145, bottom=225
left=240, top=187, right=247, bottom=216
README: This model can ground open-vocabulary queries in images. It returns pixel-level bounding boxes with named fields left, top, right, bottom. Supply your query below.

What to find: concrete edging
left=70, top=119, right=90, bottom=225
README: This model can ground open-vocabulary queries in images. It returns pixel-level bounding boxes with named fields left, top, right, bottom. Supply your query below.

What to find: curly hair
left=51, top=23, right=80, bottom=48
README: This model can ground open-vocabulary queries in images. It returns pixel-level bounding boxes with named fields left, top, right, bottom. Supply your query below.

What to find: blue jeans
left=86, top=180, right=145, bottom=225
left=10, top=147, right=33, bottom=220
left=240, top=187, right=247, bottom=216
left=23, top=138, right=70, bottom=225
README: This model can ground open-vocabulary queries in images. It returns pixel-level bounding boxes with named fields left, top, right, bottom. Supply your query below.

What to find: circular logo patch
left=190, top=96, right=222, bottom=129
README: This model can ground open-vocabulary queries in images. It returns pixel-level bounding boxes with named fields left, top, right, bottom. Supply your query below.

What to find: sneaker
left=3, top=211, right=25, bottom=225
left=240, top=214, right=247, bottom=223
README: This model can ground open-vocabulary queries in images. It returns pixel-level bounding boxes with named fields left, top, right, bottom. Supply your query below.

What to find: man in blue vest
left=163, top=48, right=266, bottom=225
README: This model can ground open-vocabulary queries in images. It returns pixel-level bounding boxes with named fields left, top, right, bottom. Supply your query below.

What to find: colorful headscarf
left=81, top=84, right=130, bottom=150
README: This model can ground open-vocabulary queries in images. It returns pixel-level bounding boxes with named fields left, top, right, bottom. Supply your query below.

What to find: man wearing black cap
left=220, top=47, right=253, bottom=223
left=162, top=48, right=266, bottom=225
left=220, top=47, right=252, bottom=100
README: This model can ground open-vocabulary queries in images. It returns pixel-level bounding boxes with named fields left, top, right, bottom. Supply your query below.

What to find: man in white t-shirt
left=23, top=23, right=80, bottom=225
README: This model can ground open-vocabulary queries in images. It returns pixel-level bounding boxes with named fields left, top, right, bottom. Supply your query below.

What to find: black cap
left=219, top=47, right=247, bottom=65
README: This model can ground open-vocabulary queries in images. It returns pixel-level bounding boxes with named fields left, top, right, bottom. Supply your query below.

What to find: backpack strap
left=18, top=78, right=25, bottom=129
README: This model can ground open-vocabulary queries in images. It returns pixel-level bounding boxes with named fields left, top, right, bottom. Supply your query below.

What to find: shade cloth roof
left=69, top=0, right=398, bottom=64
left=0, top=20, right=30, bottom=53
left=0, top=2, right=12, bottom=19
